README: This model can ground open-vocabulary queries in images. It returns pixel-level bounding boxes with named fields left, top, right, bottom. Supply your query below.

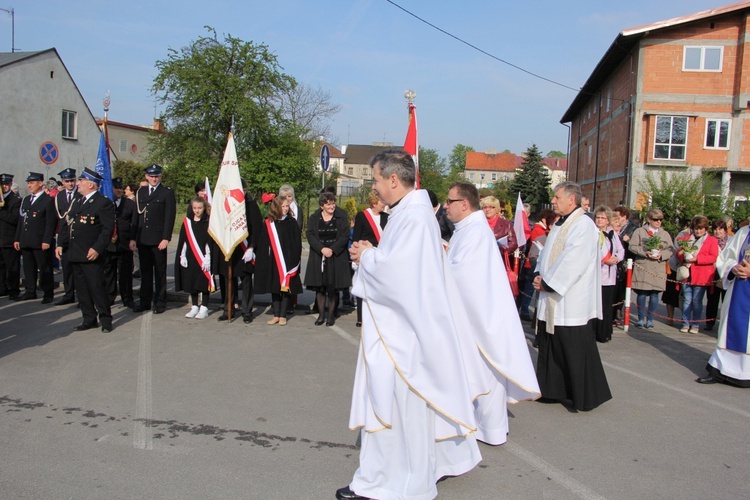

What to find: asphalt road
left=0, top=248, right=747, bottom=499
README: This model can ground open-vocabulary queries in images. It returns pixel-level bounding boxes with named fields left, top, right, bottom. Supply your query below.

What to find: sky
left=0, top=0, right=723, bottom=159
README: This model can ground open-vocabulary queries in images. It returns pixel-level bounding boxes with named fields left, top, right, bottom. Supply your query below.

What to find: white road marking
left=505, top=441, right=607, bottom=500
left=329, top=323, right=359, bottom=347
left=0, top=335, right=16, bottom=342
left=134, top=312, right=154, bottom=450
left=602, top=361, right=750, bottom=418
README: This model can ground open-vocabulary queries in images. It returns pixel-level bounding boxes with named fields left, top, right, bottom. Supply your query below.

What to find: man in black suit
left=14, top=172, right=57, bottom=303
left=130, top=164, right=176, bottom=314
left=53, top=168, right=80, bottom=305
left=105, top=178, right=136, bottom=308
left=0, top=174, right=21, bottom=299
left=426, top=189, right=454, bottom=242
left=56, top=168, right=116, bottom=332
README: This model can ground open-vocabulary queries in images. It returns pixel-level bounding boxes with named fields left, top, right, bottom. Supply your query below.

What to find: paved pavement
left=1, top=243, right=747, bottom=498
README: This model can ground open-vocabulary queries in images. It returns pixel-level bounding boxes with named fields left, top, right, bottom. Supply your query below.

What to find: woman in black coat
left=351, top=191, right=388, bottom=327
left=254, top=196, right=302, bottom=326
left=304, top=191, right=352, bottom=326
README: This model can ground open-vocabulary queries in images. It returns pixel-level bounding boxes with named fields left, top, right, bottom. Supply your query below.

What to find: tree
left=638, top=170, right=735, bottom=236
left=547, top=150, right=567, bottom=158
left=509, top=144, right=551, bottom=215
left=277, top=83, right=341, bottom=141
left=149, top=27, right=316, bottom=201
left=447, top=144, right=475, bottom=176
left=112, top=160, right=147, bottom=189
left=417, top=146, right=447, bottom=200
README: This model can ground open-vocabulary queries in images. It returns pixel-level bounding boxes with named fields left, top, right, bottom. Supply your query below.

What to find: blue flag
left=95, top=129, right=113, bottom=200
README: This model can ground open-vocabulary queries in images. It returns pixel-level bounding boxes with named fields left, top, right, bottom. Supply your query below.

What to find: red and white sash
left=267, top=219, right=299, bottom=290
left=184, top=217, right=215, bottom=292
left=362, top=208, right=382, bottom=243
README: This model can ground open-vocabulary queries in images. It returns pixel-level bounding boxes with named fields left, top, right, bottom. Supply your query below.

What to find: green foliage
left=509, top=144, right=551, bottom=216
left=342, top=197, right=358, bottom=223
left=447, top=144, right=475, bottom=176
left=418, top=146, right=447, bottom=200
left=643, top=235, right=662, bottom=251
left=149, top=27, right=316, bottom=201
left=638, top=170, right=706, bottom=236
left=547, top=150, right=567, bottom=158
left=112, top=160, right=147, bottom=188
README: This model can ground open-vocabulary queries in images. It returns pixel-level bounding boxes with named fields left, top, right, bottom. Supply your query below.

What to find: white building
left=0, top=49, right=101, bottom=193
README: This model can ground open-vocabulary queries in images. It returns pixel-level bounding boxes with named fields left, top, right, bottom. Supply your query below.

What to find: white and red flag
left=513, top=192, right=530, bottom=248
left=403, top=103, right=419, bottom=188
left=208, top=132, right=248, bottom=260
left=204, top=176, right=213, bottom=205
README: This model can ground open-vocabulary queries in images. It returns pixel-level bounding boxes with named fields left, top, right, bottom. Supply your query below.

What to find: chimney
left=341, top=145, right=348, bottom=154
left=153, top=119, right=164, bottom=132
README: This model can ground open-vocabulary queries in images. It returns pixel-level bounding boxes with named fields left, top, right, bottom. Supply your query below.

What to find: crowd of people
left=1, top=152, right=748, bottom=499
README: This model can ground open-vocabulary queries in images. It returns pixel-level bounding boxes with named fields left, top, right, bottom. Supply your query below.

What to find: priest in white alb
left=340, top=150, right=486, bottom=500
left=696, top=222, right=750, bottom=387
left=533, top=181, right=612, bottom=411
left=444, top=181, right=540, bottom=445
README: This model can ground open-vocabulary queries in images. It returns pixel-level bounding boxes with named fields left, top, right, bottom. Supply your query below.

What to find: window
left=62, top=110, right=77, bottom=139
left=119, top=139, right=127, bottom=153
left=606, top=89, right=611, bottom=113
left=587, top=144, right=593, bottom=164
left=705, top=119, right=730, bottom=149
left=683, top=46, right=723, bottom=71
left=468, top=173, right=475, bottom=180
left=654, top=116, right=688, bottom=160
left=491, top=173, right=497, bottom=181
left=347, top=167, right=354, bottom=176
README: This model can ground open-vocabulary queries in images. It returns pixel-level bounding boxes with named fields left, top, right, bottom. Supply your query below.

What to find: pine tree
left=509, top=144, right=551, bottom=216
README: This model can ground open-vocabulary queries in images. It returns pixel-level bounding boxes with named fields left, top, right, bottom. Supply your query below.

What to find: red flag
left=403, top=103, right=419, bottom=188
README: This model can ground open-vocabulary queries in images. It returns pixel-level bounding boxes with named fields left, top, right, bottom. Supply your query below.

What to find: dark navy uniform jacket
left=57, top=192, right=115, bottom=262
left=14, top=192, right=57, bottom=249
left=132, top=184, right=176, bottom=246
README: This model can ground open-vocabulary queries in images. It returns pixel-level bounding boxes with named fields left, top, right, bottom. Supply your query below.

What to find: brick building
left=561, top=1, right=750, bottom=209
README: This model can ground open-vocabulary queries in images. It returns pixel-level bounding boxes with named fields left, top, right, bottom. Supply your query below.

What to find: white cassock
left=708, top=225, right=750, bottom=384
left=447, top=209, right=541, bottom=445
left=349, top=189, right=486, bottom=500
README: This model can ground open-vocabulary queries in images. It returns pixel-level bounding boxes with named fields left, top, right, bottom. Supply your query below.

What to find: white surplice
left=447, top=209, right=541, bottom=444
left=535, top=208, right=602, bottom=327
left=349, top=189, right=485, bottom=499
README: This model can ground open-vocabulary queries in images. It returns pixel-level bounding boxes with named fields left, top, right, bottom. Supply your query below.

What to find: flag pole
left=403, top=90, right=419, bottom=188
left=103, top=91, right=111, bottom=164
left=227, top=118, right=235, bottom=321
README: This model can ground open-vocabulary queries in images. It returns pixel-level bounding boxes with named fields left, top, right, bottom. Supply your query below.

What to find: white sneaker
left=195, top=305, right=209, bottom=319
left=185, top=305, right=199, bottom=318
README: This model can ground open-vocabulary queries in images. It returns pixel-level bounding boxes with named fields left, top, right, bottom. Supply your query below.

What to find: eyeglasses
left=445, top=198, right=465, bottom=205
left=651, top=218, right=663, bottom=222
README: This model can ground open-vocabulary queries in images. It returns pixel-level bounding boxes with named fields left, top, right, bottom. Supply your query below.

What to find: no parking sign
left=39, top=141, right=59, bottom=165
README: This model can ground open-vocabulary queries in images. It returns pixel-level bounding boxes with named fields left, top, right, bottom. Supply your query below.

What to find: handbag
left=503, top=251, right=520, bottom=297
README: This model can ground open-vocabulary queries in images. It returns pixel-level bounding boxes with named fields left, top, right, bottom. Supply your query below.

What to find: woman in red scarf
left=480, top=196, right=518, bottom=256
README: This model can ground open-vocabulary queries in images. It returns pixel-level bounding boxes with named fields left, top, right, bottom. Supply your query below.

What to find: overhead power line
left=385, top=0, right=581, bottom=93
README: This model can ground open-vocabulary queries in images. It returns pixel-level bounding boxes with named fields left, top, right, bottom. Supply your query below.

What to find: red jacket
left=678, top=234, right=719, bottom=286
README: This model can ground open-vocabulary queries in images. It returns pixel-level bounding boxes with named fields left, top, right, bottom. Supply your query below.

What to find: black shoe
left=132, top=271, right=141, bottom=279
left=122, top=300, right=135, bottom=309
left=8, top=294, right=19, bottom=301
left=326, top=317, right=335, bottom=327
left=41, top=297, right=54, bottom=304
left=314, top=316, right=325, bottom=326
left=696, top=376, right=719, bottom=384
left=132, top=303, right=151, bottom=313
left=218, top=313, right=229, bottom=322
left=55, top=298, right=75, bottom=306
left=0, top=290, right=8, bottom=297
left=355, top=321, right=362, bottom=327
left=243, top=315, right=253, bottom=324
left=16, top=294, right=37, bottom=301
left=73, top=323, right=98, bottom=332
left=336, top=486, right=369, bottom=500
left=153, top=307, right=165, bottom=314
left=101, top=326, right=113, bottom=334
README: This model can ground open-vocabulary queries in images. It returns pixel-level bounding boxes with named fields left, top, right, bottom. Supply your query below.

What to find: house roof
left=465, top=151, right=521, bottom=172
left=560, top=0, right=750, bottom=123
left=320, top=142, right=345, bottom=158
left=0, top=49, right=54, bottom=68
left=96, top=120, right=155, bottom=132
left=543, top=158, right=568, bottom=171
left=343, top=144, right=393, bottom=165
